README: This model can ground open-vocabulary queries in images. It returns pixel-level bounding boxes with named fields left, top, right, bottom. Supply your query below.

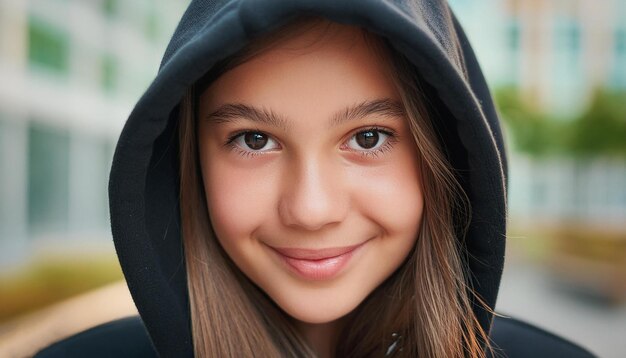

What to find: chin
left=273, top=289, right=365, bottom=325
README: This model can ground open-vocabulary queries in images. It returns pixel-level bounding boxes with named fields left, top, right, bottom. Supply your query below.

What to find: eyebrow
left=206, top=103, right=289, bottom=130
left=331, top=99, right=405, bottom=127
left=205, top=98, right=405, bottom=129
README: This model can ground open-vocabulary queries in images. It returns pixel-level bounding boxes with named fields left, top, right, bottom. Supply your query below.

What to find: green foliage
left=0, top=255, right=123, bottom=322
left=494, top=87, right=626, bottom=158
left=494, top=87, right=566, bottom=156
left=567, top=89, right=626, bottom=157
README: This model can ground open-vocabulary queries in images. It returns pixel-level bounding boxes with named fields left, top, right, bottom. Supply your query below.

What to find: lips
left=268, top=241, right=367, bottom=281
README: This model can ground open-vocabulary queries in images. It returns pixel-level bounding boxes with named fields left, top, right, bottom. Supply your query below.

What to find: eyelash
left=225, top=129, right=275, bottom=158
left=224, top=126, right=399, bottom=159
left=345, top=126, right=398, bottom=158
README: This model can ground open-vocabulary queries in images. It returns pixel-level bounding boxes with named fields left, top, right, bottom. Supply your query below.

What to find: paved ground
left=0, top=281, right=137, bottom=358
left=497, top=262, right=626, bottom=358
left=1, top=262, right=624, bottom=357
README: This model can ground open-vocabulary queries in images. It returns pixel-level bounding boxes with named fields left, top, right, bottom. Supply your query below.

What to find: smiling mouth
left=267, top=241, right=368, bottom=281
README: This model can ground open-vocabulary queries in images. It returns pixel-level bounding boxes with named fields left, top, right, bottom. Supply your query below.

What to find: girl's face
left=197, top=23, right=423, bottom=325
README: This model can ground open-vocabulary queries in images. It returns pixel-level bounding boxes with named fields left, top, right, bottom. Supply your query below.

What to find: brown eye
left=244, top=132, right=269, bottom=150
left=346, top=128, right=393, bottom=153
left=231, top=131, right=279, bottom=153
left=355, top=130, right=380, bottom=149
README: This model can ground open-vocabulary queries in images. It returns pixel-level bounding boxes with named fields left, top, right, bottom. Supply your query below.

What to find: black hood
left=109, top=0, right=507, bottom=356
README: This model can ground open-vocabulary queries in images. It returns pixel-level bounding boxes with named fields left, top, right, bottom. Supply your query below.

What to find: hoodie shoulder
left=489, top=315, right=597, bottom=358
left=34, top=316, right=157, bottom=358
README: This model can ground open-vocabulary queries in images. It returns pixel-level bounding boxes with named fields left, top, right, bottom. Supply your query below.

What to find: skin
left=197, top=21, right=424, bottom=357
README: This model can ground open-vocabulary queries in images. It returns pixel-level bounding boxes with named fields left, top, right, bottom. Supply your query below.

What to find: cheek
left=201, top=156, right=277, bottom=245
left=351, top=155, right=424, bottom=239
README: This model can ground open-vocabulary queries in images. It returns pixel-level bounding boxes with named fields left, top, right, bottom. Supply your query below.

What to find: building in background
left=0, top=2, right=622, bottom=355
left=0, top=0, right=187, bottom=267
left=2, top=0, right=625, bottom=268
left=450, top=0, right=626, bottom=115
left=450, top=0, right=626, bottom=228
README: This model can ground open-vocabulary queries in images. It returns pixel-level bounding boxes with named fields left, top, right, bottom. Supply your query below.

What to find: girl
left=37, top=1, right=594, bottom=357
left=180, top=17, right=485, bottom=357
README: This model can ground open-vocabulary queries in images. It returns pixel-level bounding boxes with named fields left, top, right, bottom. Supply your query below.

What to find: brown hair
left=178, top=17, right=492, bottom=358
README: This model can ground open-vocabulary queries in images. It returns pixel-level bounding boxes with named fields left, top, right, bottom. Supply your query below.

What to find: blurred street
left=0, top=281, right=136, bottom=358
left=497, top=259, right=626, bottom=358
left=1, top=258, right=624, bottom=357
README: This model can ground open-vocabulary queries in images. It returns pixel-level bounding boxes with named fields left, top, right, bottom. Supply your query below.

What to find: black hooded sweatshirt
left=36, top=0, right=595, bottom=357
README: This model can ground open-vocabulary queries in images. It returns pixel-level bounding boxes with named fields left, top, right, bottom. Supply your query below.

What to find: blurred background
left=0, top=0, right=624, bottom=357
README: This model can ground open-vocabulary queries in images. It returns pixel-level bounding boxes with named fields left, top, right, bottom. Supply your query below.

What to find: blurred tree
left=567, top=89, right=626, bottom=157
left=495, top=87, right=626, bottom=158
left=495, top=87, right=566, bottom=156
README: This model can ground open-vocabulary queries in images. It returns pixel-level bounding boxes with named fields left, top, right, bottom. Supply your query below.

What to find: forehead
left=199, top=20, right=400, bottom=121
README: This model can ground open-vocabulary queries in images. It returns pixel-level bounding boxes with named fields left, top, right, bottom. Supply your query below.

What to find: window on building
left=616, top=28, right=626, bottom=55
left=565, top=22, right=581, bottom=54
left=27, top=17, right=70, bottom=73
left=145, top=5, right=160, bottom=41
left=67, top=133, right=113, bottom=233
left=613, top=28, right=626, bottom=88
left=101, top=54, right=118, bottom=92
left=28, top=122, right=70, bottom=236
left=103, top=0, right=118, bottom=17
left=0, top=118, right=4, bottom=237
left=507, top=20, right=520, bottom=52
left=555, top=17, right=581, bottom=58
left=505, top=19, right=521, bottom=85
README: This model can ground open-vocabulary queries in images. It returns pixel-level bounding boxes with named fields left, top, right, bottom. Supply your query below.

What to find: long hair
left=178, top=17, right=492, bottom=358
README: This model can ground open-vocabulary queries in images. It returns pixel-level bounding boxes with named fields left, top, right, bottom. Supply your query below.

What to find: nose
left=278, top=156, right=348, bottom=231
